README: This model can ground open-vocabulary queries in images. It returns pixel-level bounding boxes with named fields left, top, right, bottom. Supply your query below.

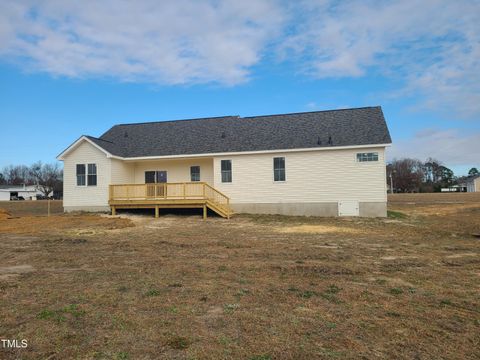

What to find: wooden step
left=206, top=200, right=233, bottom=219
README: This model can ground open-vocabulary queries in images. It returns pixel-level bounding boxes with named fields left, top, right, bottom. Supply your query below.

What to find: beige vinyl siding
left=213, top=147, right=387, bottom=204
left=476, top=178, right=480, bottom=192
left=111, top=159, right=134, bottom=184
left=132, top=158, right=213, bottom=184
left=63, top=140, right=111, bottom=208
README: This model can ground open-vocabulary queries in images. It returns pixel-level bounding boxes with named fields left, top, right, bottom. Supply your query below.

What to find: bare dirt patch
left=277, top=224, right=359, bottom=234
left=0, top=213, right=133, bottom=236
left=0, top=209, right=13, bottom=220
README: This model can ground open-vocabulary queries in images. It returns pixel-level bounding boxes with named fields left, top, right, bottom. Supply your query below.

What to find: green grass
left=249, top=355, right=272, bottom=360
left=387, top=210, right=408, bottom=219
left=389, top=288, right=404, bottom=295
left=144, top=289, right=161, bottom=297
left=37, top=304, right=85, bottom=323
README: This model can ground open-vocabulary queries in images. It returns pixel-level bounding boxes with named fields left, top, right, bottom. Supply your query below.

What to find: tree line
left=387, top=158, right=479, bottom=193
left=0, top=162, right=63, bottom=197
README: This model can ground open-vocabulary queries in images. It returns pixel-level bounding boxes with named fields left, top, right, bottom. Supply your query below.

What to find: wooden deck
left=109, top=182, right=233, bottom=218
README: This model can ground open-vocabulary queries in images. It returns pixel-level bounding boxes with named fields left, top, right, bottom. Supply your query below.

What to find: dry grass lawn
left=0, top=195, right=479, bottom=359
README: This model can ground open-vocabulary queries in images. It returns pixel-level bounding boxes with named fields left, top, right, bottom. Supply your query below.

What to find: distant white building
left=459, top=175, right=480, bottom=193
left=0, top=185, right=43, bottom=201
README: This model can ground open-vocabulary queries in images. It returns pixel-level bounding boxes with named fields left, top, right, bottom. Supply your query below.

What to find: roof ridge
left=104, top=106, right=381, bottom=128
left=113, top=115, right=240, bottom=127
left=242, top=106, right=381, bottom=119
left=86, top=135, right=115, bottom=144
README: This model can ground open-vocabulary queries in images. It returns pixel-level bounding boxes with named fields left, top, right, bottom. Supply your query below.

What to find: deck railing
left=109, top=182, right=230, bottom=208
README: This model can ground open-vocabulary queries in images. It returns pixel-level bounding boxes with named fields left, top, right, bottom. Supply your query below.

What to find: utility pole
left=389, top=170, right=395, bottom=194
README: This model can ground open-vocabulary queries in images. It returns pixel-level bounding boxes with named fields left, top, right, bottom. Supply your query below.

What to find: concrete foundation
left=359, top=202, right=387, bottom=217
left=64, top=202, right=387, bottom=217
left=232, top=201, right=387, bottom=217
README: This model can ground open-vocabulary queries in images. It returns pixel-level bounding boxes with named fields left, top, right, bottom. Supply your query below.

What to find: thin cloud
left=0, top=0, right=284, bottom=85
left=387, top=128, right=480, bottom=166
left=282, top=0, right=480, bottom=119
left=0, top=0, right=479, bottom=120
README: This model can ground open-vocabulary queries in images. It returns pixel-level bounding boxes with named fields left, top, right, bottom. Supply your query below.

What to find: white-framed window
left=221, top=160, right=232, bottom=183
left=76, top=163, right=97, bottom=186
left=356, top=152, right=379, bottom=162
left=273, top=157, right=286, bottom=182
left=87, top=164, right=97, bottom=186
left=190, top=166, right=200, bottom=182
left=76, top=164, right=86, bottom=186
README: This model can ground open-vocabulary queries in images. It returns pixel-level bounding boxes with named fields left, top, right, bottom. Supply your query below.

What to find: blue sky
left=0, top=0, right=479, bottom=176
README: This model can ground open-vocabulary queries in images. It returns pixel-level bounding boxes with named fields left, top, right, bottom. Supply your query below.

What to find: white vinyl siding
left=63, top=141, right=112, bottom=208
left=213, top=147, right=387, bottom=204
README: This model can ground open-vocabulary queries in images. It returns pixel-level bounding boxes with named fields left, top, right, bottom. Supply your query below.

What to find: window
left=145, top=171, right=167, bottom=183
left=273, top=157, right=286, bottom=181
left=356, top=152, right=379, bottom=162
left=145, top=171, right=156, bottom=183
left=190, top=166, right=201, bottom=182
left=87, top=163, right=97, bottom=186
left=76, top=164, right=86, bottom=186
left=221, top=160, right=232, bottom=183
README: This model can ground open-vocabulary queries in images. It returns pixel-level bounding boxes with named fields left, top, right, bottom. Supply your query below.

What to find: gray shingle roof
left=89, top=106, right=391, bottom=158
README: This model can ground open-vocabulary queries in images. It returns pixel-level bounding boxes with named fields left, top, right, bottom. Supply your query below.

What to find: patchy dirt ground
left=1, top=196, right=479, bottom=359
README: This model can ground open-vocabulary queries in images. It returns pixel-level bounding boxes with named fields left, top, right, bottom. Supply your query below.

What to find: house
left=57, top=106, right=392, bottom=217
left=459, top=175, right=480, bottom=192
left=0, top=185, right=42, bottom=201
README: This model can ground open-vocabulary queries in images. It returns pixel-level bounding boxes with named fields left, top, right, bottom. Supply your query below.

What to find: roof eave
left=119, top=143, right=392, bottom=161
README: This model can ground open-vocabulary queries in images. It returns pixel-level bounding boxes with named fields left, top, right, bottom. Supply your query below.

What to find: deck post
left=203, top=204, right=207, bottom=220
left=111, top=206, right=116, bottom=216
left=155, top=206, right=159, bottom=218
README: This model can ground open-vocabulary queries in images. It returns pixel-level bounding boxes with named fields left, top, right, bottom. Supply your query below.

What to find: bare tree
left=30, top=162, right=63, bottom=197
left=389, top=158, right=425, bottom=193
left=2, top=165, right=34, bottom=185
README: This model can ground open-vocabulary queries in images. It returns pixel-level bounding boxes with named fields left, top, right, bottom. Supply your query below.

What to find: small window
left=356, top=152, right=379, bottom=162
left=190, top=166, right=200, bottom=182
left=221, top=160, right=232, bottom=183
left=273, top=157, right=286, bottom=181
left=87, top=163, right=97, bottom=186
left=76, top=164, right=86, bottom=186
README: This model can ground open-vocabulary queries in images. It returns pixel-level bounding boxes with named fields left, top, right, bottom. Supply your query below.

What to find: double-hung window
left=221, top=160, right=232, bottom=183
left=273, top=157, right=286, bottom=182
left=76, top=164, right=86, bottom=186
left=190, top=166, right=200, bottom=182
left=76, top=163, right=97, bottom=186
left=87, top=164, right=97, bottom=186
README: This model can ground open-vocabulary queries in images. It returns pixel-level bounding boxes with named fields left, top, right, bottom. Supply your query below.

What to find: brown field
left=1, top=195, right=479, bottom=359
